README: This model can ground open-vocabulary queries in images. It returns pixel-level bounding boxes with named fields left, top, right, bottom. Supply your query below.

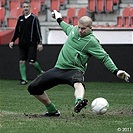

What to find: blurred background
left=0, top=0, right=133, bottom=82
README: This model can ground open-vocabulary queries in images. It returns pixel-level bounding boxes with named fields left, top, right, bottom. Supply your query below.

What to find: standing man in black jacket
left=9, top=1, right=43, bottom=85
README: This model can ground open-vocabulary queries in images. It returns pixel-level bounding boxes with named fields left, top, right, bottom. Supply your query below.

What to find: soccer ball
left=91, top=97, right=109, bottom=115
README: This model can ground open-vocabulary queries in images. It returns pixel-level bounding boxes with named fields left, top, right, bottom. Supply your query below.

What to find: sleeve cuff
left=113, top=69, right=119, bottom=75
left=57, top=18, right=63, bottom=25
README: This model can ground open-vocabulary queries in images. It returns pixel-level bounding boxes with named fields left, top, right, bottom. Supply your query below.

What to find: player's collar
left=24, top=13, right=31, bottom=19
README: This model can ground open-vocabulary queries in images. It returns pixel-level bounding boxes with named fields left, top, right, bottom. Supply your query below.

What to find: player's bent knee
left=28, top=83, right=35, bottom=95
left=74, top=82, right=82, bottom=87
left=74, top=82, right=85, bottom=89
left=28, top=82, right=43, bottom=95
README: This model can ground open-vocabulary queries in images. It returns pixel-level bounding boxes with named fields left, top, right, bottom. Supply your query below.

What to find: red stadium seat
left=7, top=18, right=18, bottom=27
left=9, top=1, right=20, bottom=11
left=63, top=7, right=76, bottom=24
left=31, top=7, right=39, bottom=16
left=113, top=0, right=120, bottom=4
left=1, top=0, right=6, bottom=6
left=0, top=7, right=5, bottom=23
left=9, top=7, right=22, bottom=18
left=41, top=0, right=46, bottom=4
left=60, top=0, right=65, bottom=4
left=60, top=0, right=66, bottom=8
left=8, top=7, right=22, bottom=27
left=31, top=0, right=41, bottom=12
left=130, top=17, right=133, bottom=27
left=129, top=8, right=133, bottom=27
left=96, top=0, right=105, bottom=12
left=122, top=6, right=132, bottom=17
left=50, top=0, right=60, bottom=11
left=20, top=0, right=25, bottom=3
left=116, top=6, right=132, bottom=27
left=116, top=16, right=123, bottom=27
left=88, top=0, right=96, bottom=12
left=123, top=6, right=132, bottom=27
left=105, top=0, right=113, bottom=12
left=73, top=7, right=87, bottom=26
left=123, top=16, right=131, bottom=27
left=129, top=8, right=133, bottom=17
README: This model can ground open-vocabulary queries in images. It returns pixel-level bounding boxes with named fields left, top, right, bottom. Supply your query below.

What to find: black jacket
left=11, top=13, right=42, bottom=47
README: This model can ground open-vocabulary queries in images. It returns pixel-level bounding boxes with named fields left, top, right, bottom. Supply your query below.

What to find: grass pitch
left=0, top=80, right=132, bottom=133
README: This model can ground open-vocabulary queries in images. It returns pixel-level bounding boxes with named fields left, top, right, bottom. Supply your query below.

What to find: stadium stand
left=117, top=6, right=133, bottom=27
left=73, top=7, right=87, bottom=25
left=1, top=0, right=6, bottom=6
left=0, top=7, right=5, bottom=24
left=116, top=16, right=123, bottom=27
left=130, top=8, right=133, bottom=27
left=60, top=0, right=66, bottom=9
left=41, top=0, right=46, bottom=4
left=19, top=0, right=23, bottom=2
left=62, top=7, right=76, bottom=24
left=9, top=7, right=22, bottom=18
left=9, top=0, right=20, bottom=11
left=31, top=0, right=41, bottom=13
left=105, top=0, right=113, bottom=12
left=96, top=0, right=105, bottom=12
left=0, top=0, right=132, bottom=29
left=60, top=0, right=65, bottom=4
left=88, top=0, right=120, bottom=13
left=7, top=17, right=18, bottom=27
left=50, top=0, right=60, bottom=11
left=88, top=0, right=96, bottom=12
left=7, top=7, right=22, bottom=27
left=31, top=7, right=39, bottom=16
left=123, top=7, right=133, bottom=27
left=113, top=0, right=120, bottom=4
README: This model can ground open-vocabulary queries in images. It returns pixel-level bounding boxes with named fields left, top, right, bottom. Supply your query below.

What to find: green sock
left=45, top=103, right=57, bottom=113
left=19, top=63, right=27, bottom=81
left=75, top=98, right=83, bottom=105
left=33, top=61, right=43, bottom=74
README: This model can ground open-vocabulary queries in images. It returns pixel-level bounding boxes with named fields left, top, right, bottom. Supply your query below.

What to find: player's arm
left=35, top=17, right=42, bottom=44
left=34, top=17, right=43, bottom=51
left=9, top=18, right=20, bottom=49
left=52, top=10, right=73, bottom=35
left=87, top=38, right=130, bottom=82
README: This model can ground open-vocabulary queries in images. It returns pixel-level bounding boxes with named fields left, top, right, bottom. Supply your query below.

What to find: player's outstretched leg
left=74, top=99, right=88, bottom=113
left=74, top=83, right=88, bottom=113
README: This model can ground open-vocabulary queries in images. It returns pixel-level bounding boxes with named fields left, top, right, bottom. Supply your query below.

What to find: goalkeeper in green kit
left=28, top=10, right=130, bottom=116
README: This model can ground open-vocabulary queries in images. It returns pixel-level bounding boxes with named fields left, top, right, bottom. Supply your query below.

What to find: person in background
left=27, top=10, right=130, bottom=116
left=9, top=1, right=44, bottom=85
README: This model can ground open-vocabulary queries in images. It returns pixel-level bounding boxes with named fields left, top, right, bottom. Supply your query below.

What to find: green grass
left=0, top=80, right=132, bottom=133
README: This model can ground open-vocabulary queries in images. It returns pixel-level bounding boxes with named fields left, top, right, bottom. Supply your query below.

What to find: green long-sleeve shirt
left=55, top=21, right=118, bottom=74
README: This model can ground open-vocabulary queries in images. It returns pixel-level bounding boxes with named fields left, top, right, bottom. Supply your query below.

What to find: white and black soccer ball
left=91, top=97, right=109, bottom=115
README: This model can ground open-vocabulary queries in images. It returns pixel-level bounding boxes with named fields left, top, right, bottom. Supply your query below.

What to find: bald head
left=79, top=16, right=92, bottom=27
left=77, top=16, right=92, bottom=37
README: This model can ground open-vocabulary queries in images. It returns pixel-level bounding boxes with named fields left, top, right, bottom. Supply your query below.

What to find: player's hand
left=37, top=44, right=43, bottom=51
left=52, top=10, right=62, bottom=19
left=117, top=70, right=130, bottom=82
left=9, top=42, right=14, bottom=49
